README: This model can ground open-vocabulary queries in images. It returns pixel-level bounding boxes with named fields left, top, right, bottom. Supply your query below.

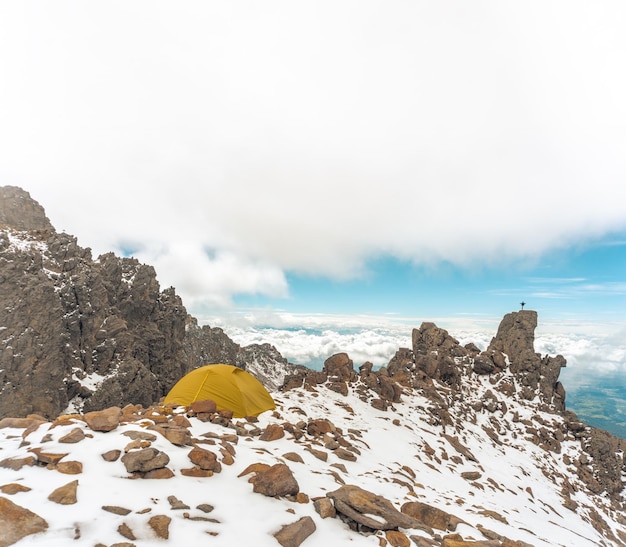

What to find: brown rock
left=118, top=522, right=136, bottom=540
left=56, top=461, right=83, bottom=475
left=0, top=496, right=48, bottom=547
left=314, top=497, right=336, bottom=518
left=238, top=462, right=271, bottom=477
left=307, top=419, right=334, bottom=436
left=252, top=463, right=300, bottom=497
left=327, top=485, right=420, bottom=531
left=48, top=479, right=78, bottom=505
left=0, top=483, right=32, bottom=495
left=84, top=406, right=122, bottom=432
left=283, top=452, right=305, bottom=463
left=168, top=495, right=190, bottom=510
left=274, top=516, right=316, bottom=547
left=188, top=446, right=222, bottom=472
left=305, top=448, right=328, bottom=462
left=102, top=505, right=132, bottom=515
left=149, top=515, right=171, bottom=539
left=461, top=471, right=481, bottom=481
left=28, top=447, right=68, bottom=465
left=143, top=468, right=175, bottom=479
left=121, top=448, right=170, bottom=473
left=401, top=501, right=463, bottom=531
left=385, top=530, right=411, bottom=547
left=101, top=449, right=122, bottom=462
left=260, top=423, right=285, bottom=441
left=180, top=467, right=214, bottom=477
left=149, top=423, right=192, bottom=446
left=58, top=427, right=86, bottom=443
left=335, top=447, right=357, bottom=462
left=0, top=456, right=36, bottom=470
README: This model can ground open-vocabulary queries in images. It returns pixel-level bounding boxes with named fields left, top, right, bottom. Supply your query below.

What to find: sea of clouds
left=208, top=314, right=626, bottom=398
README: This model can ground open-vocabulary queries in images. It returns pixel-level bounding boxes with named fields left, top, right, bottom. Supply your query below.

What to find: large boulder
left=327, top=485, right=421, bottom=531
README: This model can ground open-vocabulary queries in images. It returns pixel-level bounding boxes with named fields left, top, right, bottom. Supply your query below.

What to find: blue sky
left=234, top=233, right=626, bottom=325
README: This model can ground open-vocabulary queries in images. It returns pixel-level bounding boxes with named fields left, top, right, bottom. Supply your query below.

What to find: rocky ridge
left=0, top=186, right=296, bottom=419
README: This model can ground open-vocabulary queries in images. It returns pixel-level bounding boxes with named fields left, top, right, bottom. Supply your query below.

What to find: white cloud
left=2, top=2, right=626, bottom=308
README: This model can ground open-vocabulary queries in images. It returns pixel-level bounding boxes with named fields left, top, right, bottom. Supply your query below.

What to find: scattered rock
left=148, top=514, right=171, bottom=539
left=0, top=483, right=32, bottom=495
left=84, top=407, right=122, bottom=432
left=0, top=496, right=48, bottom=547
left=101, top=449, right=122, bottom=462
left=314, top=497, right=336, bottom=518
left=327, top=484, right=421, bottom=531
left=188, top=446, right=222, bottom=472
left=274, top=515, right=316, bottom=547
left=121, top=448, right=170, bottom=474
left=0, top=456, right=36, bottom=470
left=118, top=522, right=136, bottom=541
left=260, top=423, right=285, bottom=441
left=251, top=463, right=300, bottom=497
left=102, top=505, right=132, bottom=515
left=168, top=495, right=190, bottom=510
left=55, top=461, right=83, bottom=475
left=58, top=427, right=86, bottom=443
left=48, top=480, right=78, bottom=505
left=401, top=501, right=463, bottom=531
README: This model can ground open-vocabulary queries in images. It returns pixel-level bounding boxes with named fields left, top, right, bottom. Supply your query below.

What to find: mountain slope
left=1, top=374, right=625, bottom=546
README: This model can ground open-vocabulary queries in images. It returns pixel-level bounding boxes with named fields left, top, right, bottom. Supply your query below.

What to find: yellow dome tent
left=164, top=364, right=275, bottom=418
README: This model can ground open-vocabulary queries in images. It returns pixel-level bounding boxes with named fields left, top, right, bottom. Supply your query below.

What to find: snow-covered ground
left=1, top=375, right=624, bottom=547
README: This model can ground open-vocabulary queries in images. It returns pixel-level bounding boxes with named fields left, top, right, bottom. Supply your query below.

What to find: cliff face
left=0, top=186, right=295, bottom=419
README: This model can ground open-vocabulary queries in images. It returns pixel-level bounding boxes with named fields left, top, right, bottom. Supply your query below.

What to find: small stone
left=48, top=480, right=78, bottom=505
left=283, top=452, right=305, bottom=463
left=84, top=407, right=122, bottom=432
left=148, top=515, right=171, bottom=539
left=101, top=449, right=122, bottom=462
left=56, top=461, right=83, bottom=475
left=314, top=497, right=336, bottom=518
left=180, top=467, right=214, bottom=478
left=385, top=530, right=411, bottom=547
left=0, top=483, right=32, bottom=494
left=461, top=471, right=482, bottom=481
left=121, top=448, right=170, bottom=473
left=251, top=463, right=299, bottom=497
left=0, top=456, right=36, bottom=470
left=28, top=447, right=68, bottom=465
left=168, top=495, right=190, bottom=510
left=102, top=505, right=132, bottom=515
left=197, top=503, right=215, bottom=513
left=143, top=467, right=175, bottom=479
left=58, top=427, right=86, bottom=444
left=118, top=522, right=136, bottom=540
left=260, top=424, right=285, bottom=441
left=188, top=446, right=222, bottom=472
left=273, top=516, right=316, bottom=547
left=334, top=447, right=357, bottom=462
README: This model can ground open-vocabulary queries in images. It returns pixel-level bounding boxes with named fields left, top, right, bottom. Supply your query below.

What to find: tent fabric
left=164, top=364, right=275, bottom=418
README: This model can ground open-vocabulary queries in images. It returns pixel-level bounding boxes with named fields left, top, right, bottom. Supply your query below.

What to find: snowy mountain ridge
left=1, top=363, right=625, bottom=547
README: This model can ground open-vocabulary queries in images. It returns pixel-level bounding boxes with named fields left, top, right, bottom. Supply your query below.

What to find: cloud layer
left=2, top=2, right=626, bottom=309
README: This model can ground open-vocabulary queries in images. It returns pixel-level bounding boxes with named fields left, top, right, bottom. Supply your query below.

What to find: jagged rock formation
left=0, top=186, right=296, bottom=419
left=281, top=317, right=626, bottom=509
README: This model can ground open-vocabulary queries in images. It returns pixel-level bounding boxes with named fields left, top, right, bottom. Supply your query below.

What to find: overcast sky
left=1, top=2, right=626, bottom=359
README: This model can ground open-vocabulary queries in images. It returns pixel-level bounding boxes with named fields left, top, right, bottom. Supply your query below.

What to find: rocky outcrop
left=0, top=186, right=296, bottom=419
left=0, top=186, right=53, bottom=232
left=484, top=310, right=566, bottom=409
